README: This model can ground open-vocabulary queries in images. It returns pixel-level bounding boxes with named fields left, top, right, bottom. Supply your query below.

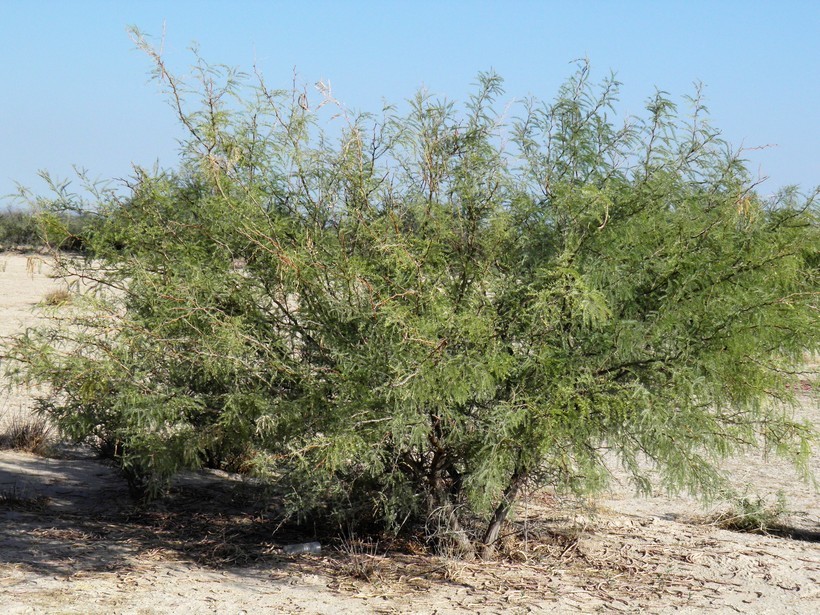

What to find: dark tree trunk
left=481, top=468, right=526, bottom=559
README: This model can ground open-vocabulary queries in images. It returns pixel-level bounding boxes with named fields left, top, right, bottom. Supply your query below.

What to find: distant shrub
left=0, top=208, right=40, bottom=248
left=0, top=207, right=93, bottom=252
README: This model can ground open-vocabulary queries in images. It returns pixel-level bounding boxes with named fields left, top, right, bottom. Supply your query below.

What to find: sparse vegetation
left=0, top=207, right=40, bottom=249
left=41, top=288, right=72, bottom=306
left=335, top=535, right=383, bottom=582
left=711, top=491, right=789, bottom=534
left=0, top=205, right=92, bottom=253
left=2, top=33, right=817, bottom=559
left=0, top=483, right=50, bottom=511
left=0, top=414, right=54, bottom=456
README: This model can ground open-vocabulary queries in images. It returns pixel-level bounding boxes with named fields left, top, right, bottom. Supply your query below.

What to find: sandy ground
left=0, top=253, right=63, bottom=432
left=1, top=252, right=819, bottom=614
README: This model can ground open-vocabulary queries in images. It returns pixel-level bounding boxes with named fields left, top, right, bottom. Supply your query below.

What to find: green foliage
left=0, top=205, right=92, bottom=252
left=0, top=207, right=40, bottom=248
left=2, top=39, right=818, bottom=556
left=712, top=490, right=788, bottom=534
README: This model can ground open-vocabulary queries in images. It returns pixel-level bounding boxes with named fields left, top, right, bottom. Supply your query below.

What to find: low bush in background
left=0, top=206, right=92, bottom=252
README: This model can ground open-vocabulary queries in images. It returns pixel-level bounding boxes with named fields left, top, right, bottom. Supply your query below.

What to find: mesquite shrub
left=4, top=36, right=818, bottom=558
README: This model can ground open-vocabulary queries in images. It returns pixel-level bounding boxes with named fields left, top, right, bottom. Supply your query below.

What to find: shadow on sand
left=0, top=450, right=321, bottom=577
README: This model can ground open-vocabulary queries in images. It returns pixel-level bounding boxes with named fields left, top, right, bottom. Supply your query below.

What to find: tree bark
left=481, top=469, right=526, bottom=559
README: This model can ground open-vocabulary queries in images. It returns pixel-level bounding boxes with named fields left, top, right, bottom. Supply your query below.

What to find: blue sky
left=1, top=1, right=818, bottom=204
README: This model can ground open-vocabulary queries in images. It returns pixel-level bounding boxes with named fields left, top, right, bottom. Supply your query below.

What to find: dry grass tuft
left=0, top=414, right=55, bottom=456
left=42, top=287, right=72, bottom=306
left=707, top=492, right=788, bottom=534
left=335, top=535, right=384, bottom=582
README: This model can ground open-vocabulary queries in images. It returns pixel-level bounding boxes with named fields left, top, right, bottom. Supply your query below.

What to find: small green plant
left=712, top=491, right=788, bottom=534
left=42, top=288, right=72, bottom=306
